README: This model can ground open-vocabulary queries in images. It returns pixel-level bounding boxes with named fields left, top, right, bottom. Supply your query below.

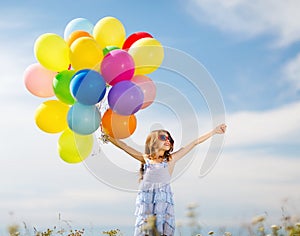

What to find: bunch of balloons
left=23, top=16, right=164, bottom=164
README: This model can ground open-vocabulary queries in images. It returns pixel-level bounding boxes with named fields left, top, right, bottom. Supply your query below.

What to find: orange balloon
left=67, top=30, right=92, bottom=47
left=102, top=108, right=136, bottom=139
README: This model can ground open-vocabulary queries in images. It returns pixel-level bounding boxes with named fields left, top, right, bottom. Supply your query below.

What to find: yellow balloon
left=70, top=37, right=103, bottom=71
left=58, top=128, right=94, bottom=164
left=35, top=100, right=69, bottom=133
left=93, top=16, right=126, bottom=48
left=128, top=38, right=164, bottom=75
left=34, top=33, right=70, bottom=72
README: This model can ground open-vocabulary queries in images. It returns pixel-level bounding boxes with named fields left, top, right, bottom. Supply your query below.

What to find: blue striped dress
left=134, top=159, right=175, bottom=235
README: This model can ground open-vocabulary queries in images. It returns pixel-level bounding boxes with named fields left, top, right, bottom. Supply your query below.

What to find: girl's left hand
left=214, top=124, right=227, bottom=134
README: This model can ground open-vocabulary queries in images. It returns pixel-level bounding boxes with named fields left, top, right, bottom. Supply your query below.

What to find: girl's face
left=157, top=132, right=172, bottom=151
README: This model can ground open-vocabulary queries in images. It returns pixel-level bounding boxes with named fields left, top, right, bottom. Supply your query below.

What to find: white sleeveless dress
left=134, top=159, right=175, bottom=235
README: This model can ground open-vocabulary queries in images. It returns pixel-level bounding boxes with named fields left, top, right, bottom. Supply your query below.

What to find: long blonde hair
left=139, top=130, right=174, bottom=181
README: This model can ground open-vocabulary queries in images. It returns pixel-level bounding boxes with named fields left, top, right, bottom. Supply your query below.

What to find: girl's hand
left=214, top=124, right=227, bottom=134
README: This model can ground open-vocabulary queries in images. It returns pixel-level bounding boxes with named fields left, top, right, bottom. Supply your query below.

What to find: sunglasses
left=158, top=134, right=170, bottom=141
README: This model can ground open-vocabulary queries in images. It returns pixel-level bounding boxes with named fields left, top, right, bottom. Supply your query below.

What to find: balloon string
left=95, top=86, right=110, bottom=144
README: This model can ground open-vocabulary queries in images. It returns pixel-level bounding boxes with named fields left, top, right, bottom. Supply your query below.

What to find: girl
left=107, top=123, right=227, bottom=236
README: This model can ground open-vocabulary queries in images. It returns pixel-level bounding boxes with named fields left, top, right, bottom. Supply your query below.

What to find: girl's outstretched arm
left=171, top=124, right=227, bottom=162
left=107, top=136, right=145, bottom=163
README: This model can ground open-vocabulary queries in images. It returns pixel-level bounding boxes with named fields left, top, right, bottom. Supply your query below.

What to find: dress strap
left=144, top=158, right=150, bottom=169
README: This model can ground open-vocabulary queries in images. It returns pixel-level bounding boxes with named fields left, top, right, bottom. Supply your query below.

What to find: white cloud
left=173, top=149, right=300, bottom=227
left=186, top=0, right=300, bottom=47
left=1, top=93, right=300, bottom=231
left=281, top=52, right=300, bottom=91
left=225, top=101, right=300, bottom=147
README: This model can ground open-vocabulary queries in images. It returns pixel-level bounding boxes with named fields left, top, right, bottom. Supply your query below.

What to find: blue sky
left=1, top=0, right=300, bottom=235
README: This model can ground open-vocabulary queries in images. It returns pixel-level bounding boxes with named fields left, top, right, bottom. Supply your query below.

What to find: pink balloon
left=24, top=63, right=57, bottom=97
left=131, top=75, right=156, bottom=109
left=100, top=49, right=135, bottom=86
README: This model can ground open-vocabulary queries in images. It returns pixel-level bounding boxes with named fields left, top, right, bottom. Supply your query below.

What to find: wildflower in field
left=271, top=224, right=281, bottom=231
left=141, top=215, right=156, bottom=231
left=223, top=232, right=232, bottom=236
left=68, top=229, right=85, bottom=236
left=258, top=226, right=265, bottom=232
left=285, top=225, right=294, bottom=231
left=187, top=202, right=199, bottom=210
left=7, top=224, right=20, bottom=236
left=252, top=215, right=266, bottom=224
left=102, top=229, right=121, bottom=236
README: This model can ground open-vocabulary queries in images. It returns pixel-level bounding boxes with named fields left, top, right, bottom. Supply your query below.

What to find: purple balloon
left=108, top=81, right=144, bottom=115
left=101, top=49, right=135, bottom=86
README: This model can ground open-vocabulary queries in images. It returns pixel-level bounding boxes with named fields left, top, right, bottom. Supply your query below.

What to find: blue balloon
left=70, top=69, right=106, bottom=105
left=64, top=18, right=94, bottom=40
left=67, top=103, right=100, bottom=135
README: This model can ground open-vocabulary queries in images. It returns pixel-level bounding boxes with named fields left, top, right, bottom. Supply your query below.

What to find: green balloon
left=53, top=70, right=76, bottom=105
left=102, top=45, right=120, bottom=57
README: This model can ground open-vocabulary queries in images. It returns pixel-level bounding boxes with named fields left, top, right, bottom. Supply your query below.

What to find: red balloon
left=122, top=32, right=153, bottom=50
